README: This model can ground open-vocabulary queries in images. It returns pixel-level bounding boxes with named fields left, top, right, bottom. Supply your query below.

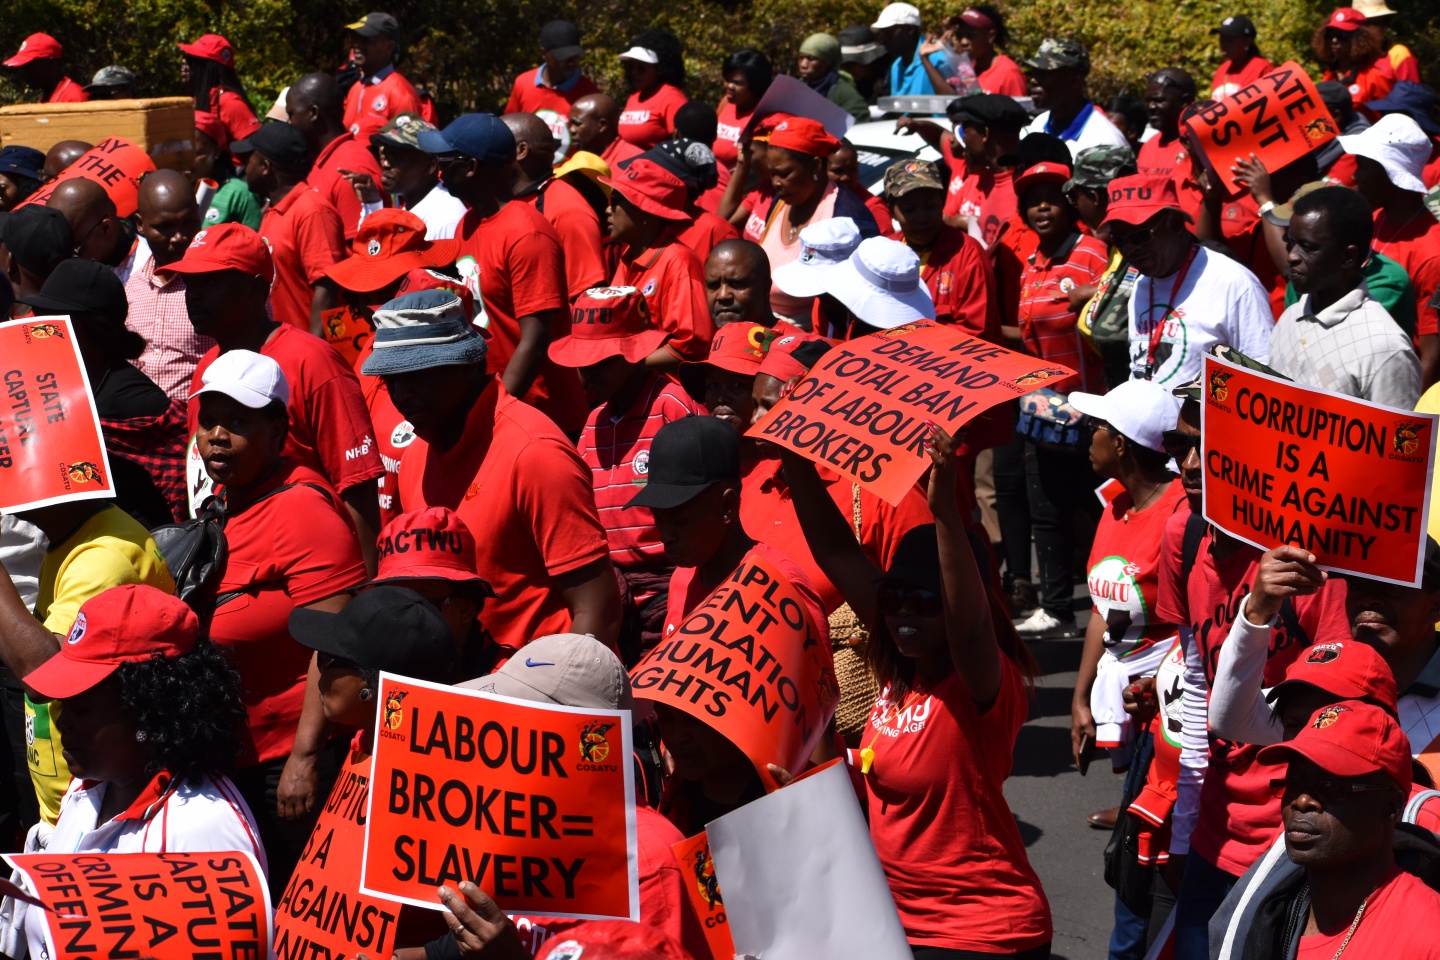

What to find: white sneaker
left=1015, top=608, right=1063, bottom=635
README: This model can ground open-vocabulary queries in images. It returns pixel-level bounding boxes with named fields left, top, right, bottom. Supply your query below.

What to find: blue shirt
left=889, top=49, right=954, bottom=96
left=535, top=63, right=583, bottom=92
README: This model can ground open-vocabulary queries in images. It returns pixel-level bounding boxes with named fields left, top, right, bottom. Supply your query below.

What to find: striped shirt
left=1017, top=232, right=1110, bottom=393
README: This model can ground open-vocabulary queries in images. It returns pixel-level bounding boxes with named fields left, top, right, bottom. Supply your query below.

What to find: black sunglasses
left=878, top=584, right=943, bottom=617
left=1111, top=225, right=1157, bottom=251
left=1161, top=430, right=1202, bottom=460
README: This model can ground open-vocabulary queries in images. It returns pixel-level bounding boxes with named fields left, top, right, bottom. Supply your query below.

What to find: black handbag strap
left=212, top=481, right=332, bottom=608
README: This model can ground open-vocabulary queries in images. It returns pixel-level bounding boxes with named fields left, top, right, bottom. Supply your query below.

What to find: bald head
left=706, top=240, right=773, bottom=327
left=138, top=170, right=203, bottom=267
left=43, top=140, right=92, bottom=181
left=290, top=73, right=344, bottom=117
left=286, top=73, right=345, bottom=146
left=48, top=178, right=122, bottom=261
left=568, top=94, right=621, bottom=154
left=502, top=113, right=560, bottom=181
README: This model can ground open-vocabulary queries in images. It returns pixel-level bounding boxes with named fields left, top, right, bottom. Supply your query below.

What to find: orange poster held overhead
left=4, top=850, right=272, bottom=959
left=1183, top=62, right=1337, bottom=196
left=631, top=552, right=837, bottom=792
left=18, top=136, right=156, bottom=217
left=275, top=748, right=401, bottom=959
left=321, top=304, right=374, bottom=371
left=746, top=320, right=1075, bottom=505
left=672, top=831, right=735, bottom=960
left=0, top=318, right=115, bottom=513
left=361, top=674, right=639, bottom=920
left=1201, top=354, right=1437, bottom=585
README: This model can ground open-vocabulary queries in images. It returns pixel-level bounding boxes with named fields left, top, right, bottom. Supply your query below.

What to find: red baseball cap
left=1257, top=700, right=1413, bottom=792
left=602, top=158, right=691, bottom=222
left=370, top=507, right=496, bottom=595
left=1324, top=7, right=1367, bottom=31
left=679, top=322, right=775, bottom=401
left=537, top=921, right=691, bottom=960
left=751, top=113, right=788, bottom=143
left=1100, top=173, right=1194, bottom=228
left=768, top=116, right=841, bottom=158
left=5, top=34, right=62, bottom=68
left=24, top=585, right=199, bottom=700
left=158, top=222, right=275, bottom=282
left=178, top=34, right=236, bottom=66
left=549, top=285, right=669, bottom=367
left=326, top=209, right=461, bottom=294
left=194, top=110, right=229, bottom=152
left=1015, top=160, right=1073, bottom=193
left=759, top=330, right=827, bottom=382
left=393, top=267, right=478, bottom=322
left=1268, top=639, right=1399, bottom=711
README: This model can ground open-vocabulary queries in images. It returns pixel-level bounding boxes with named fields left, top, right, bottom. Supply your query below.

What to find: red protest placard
left=360, top=675, right=639, bottom=920
left=321, top=305, right=373, bottom=371
left=0, top=318, right=115, bottom=513
left=275, top=749, right=400, bottom=959
left=18, top=136, right=157, bottom=218
left=1183, top=62, right=1337, bottom=195
left=746, top=320, right=1075, bottom=505
left=631, top=551, right=837, bottom=792
left=671, top=832, right=735, bottom=960
left=1201, top=354, right=1437, bottom=585
left=4, top=851, right=272, bottom=959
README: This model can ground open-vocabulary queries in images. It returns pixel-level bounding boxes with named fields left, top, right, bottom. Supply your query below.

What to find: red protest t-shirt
left=453, top=200, right=588, bottom=434
left=712, top=99, right=755, bottom=170
left=1137, top=132, right=1192, bottom=183
left=1016, top=232, right=1110, bottom=393
left=942, top=154, right=1017, bottom=250
left=662, top=541, right=826, bottom=645
left=47, top=77, right=88, bottom=103
left=344, top=69, right=424, bottom=142
left=1086, top=480, right=1187, bottom=660
left=601, top=136, right=645, bottom=172
left=740, top=187, right=774, bottom=242
left=209, top=88, right=261, bottom=143
left=740, top=458, right=933, bottom=613
left=397, top=377, right=610, bottom=652
left=977, top=55, right=1027, bottom=96
left=677, top=210, right=740, bottom=262
left=860, top=663, right=1052, bottom=952
left=618, top=84, right=690, bottom=150
left=504, top=67, right=600, bottom=117
left=612, top=236, right=715, bottom=363
left=190, top=324, right=385, bottom=495
left=260, top=183, right=347, bottom=331
left=1154, top=510, right=1352, bottom=876
left=1325, top=58, right=1396, bottom=112
left=524, top=177, right=608, bottom=300
left=1296, top=867, right=1440, bottom=960
left=895, top=224, right=1000, bottom=340
left=1375, top=208, right=1440, bottom=337
left=211, top=460, right=367, bottom=766
left=358, top=360, right=412, bottom=528
left=577, top=373, right=705, bottom=572
left=1210, top=57, right=1273, bottom=100
left=310, top=132, right=386, bottom=241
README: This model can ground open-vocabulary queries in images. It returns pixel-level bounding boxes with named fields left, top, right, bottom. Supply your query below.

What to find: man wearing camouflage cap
left=1022, top=38, right=1127, bottom=159
left=347, top=113, right=466, bottom=239
left=83, top=65, right=137, bottom=99
left=1068, top=145, right=1139, bottom=389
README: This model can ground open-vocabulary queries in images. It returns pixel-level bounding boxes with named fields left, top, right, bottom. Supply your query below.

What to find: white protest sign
left=740, top=74, right=856, bottom=143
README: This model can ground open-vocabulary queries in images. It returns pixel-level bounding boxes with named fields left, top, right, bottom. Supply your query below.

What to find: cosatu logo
left=1015, top=367, right=1067, bottom=388
left=692, top=846, right=722, bottom=909
left=578, top=720, right=615, bottom=763
left=1394, top=420, right=1425, bottom=456
left=1207, top=370, right=1232, bottom=402
left=28, top=323, right=64, bottom=339
left=67, top=461, right=102, bottom=484
left=384, top=689, right=409, bottom=731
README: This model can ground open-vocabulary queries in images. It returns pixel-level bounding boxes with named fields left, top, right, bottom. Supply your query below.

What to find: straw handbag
left=828, top=484, right=879, bottom=747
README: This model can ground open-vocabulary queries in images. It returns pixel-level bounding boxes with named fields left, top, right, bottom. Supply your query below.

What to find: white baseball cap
left=772, top=217, right=863, bottom=298
left=618, top=46, right=660, bottom=64
left=872, top=3, right=923, bottom=30
left=825, top=236, right=935, bottom=329
left=1067, top=379, right=1180, bottom=452
left=188, top=349, right=290, bottom=409
left=1339, top=112, right=1430, bottom=193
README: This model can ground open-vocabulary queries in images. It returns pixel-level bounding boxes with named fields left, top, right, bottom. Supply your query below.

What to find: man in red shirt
left=3, top=33, right=87, bottom=103
left=161, top=222, right=384, bottom=572
left=932, top=94, right=1027, bottom=246
left=364, top=289, right=621, bottom=653
left=235, top=122, right=346, bottom=334
left=505, top=21, right=600, bottom=121
left=569, top=93, right=643, bottom=170
left=503, top=112, right=607, bottom=299
left=341, top=12, right=424, bottom=141
left=287, top=72, right=386, bottom=240
left=1137, top=68, right=1197, bottom=187
left=417, top=112, right=587, bottom=434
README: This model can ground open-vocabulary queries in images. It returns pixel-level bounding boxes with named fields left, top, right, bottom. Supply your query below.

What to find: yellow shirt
left=1419, top=384, right=1440, bottom=545
left=27, top=505, right=174, bottom=823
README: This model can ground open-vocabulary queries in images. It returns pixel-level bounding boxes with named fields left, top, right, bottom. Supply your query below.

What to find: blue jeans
left=1173, top=853, right=1240, bottom=960
left=1110, top=890, right=1149, bottom=960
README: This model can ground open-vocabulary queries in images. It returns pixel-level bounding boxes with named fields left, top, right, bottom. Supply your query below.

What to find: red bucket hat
left=679, top=322, right=775, bottom=401
left=1257, top=700, right=1412, bottom=793
left=1324, top=7, right=1367, bottom=31
left=178, top=34, right=236, bottom=66
left=602, top=158, right=691, bottom=221
left=370, top=507, right=496, bottom=596
left=1268, top=639, right=1399, bottom=711
left=1015, top=161, right=1073, bottom=193
left=767, top=116, right=841, bottom=157
left=326, top=209, right=461, bottom=294
left=4, top=34, right=62, bottom=68
left=549, top=285, right=669, bottom=367
left=1100, top=173, right=1194, bottom=228
left=158, top=222, right=275, bottom=282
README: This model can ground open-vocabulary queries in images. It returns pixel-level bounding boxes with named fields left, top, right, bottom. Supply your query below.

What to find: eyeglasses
left=877, top=584, right=943, bottom=617
left=72, top=217, right=108, bottom=255
left=1161, top=430, right=1202, bottom=460
left=1110, top=225, right=1157, bottom=251
left=317, top=651, right=359, bottom=670
left=1269, top=778, right=1392, bottom=802
left=1085, top=417, right=1111, bottom=435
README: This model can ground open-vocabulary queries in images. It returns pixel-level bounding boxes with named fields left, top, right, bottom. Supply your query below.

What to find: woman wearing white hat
left=819, top=235, right=936, bottom=337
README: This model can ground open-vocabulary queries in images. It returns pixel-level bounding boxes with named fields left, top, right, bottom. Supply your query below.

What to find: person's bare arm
left=310, top=279, right=339, bottom=338
left=504, top=312, right=555, bottom=400
left=0, top=563, right=60, bottom=679
left=918, top=41, right=954, bottom=96
left=557, top=557, right=622, bottom=651
left=1231, top=154, right=1288, bottom=276
left=1071, top=611, right=1106, bottom=768
left=778, top=447, right=883, bottom=627
left=643, top=345, right=683, bottom=371
left=340, top=481, right=381, bottom=577
left=894, top=117, right=953, bottom=154
left=1420, top=334, right=1440, bottom=390
left=1194, top=167, right=1225, bottom=244
left=277, top=592, right=349, bottom=821
left=720, top=143, right=753, bottom=224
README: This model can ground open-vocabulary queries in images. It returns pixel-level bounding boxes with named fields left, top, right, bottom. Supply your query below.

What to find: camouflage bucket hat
left=1174, top=344, right=1288, bottom=402
left=370, top=113, right=437, bottom=151
left=1023, top=37, right=1089, bottom=73
left=1065, top=145, right=1137, bottom=193
left=884, top=158, right=945, bottom=199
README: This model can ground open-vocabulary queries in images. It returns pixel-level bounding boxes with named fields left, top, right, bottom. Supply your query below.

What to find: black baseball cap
left=346, top=12, right=401, bottom=40
left=1211, top=15, right=1256, bottom=37
left=626, top=416, right=741, bottom=510
left=19, top=258, right=130, bottom=327
left=881, top=525, right=943, bottom=593
left=232, top=122, right=310, bottom=166
left=947, top=93, right=1031, bottom=133
left=540, top=20, right=583, bottom=60
left=289, top=585, right=455, bottom=679
left=3, top=205, right=72, bottom=275
left=997, top=132, right=1073, bottom=171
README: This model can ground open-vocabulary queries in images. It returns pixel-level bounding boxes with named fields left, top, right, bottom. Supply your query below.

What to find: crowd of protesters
left=1, top=1, right=1440, bottom=957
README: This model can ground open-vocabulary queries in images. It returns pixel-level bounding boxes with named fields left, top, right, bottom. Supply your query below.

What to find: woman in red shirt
left=1209, top=16, right=1272, bottom=100
left=179, top=33, right=261, bottom=145
left=618, top=30, right=691, bottom=150
left=714, top=49, right=771, bottom=170
left=1314, top=8, right=1395, bottom=112
left=780, top=430, right=1052, bottom=958
left=952, top=6, right=1026, bottom=96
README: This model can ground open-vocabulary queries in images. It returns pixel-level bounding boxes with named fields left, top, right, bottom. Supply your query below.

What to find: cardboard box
left=0, top=97, right=193, bottom=172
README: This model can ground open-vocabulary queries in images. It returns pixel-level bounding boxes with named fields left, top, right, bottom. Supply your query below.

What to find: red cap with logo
left=158, top=222, right=275, bottom=282
left=549, top=285, right=669, bottom=367
left=393, top=268, right=478, bottom=322
left=178, top=34, right=236, bottom=66
left=1268, top=639, right=1399, bottom=711
left=1100, top=173, right=1194, bottom=228
left=759, top=330, right=826, bottom=383
left=678, top=322, right=775, bottom=402
left=537, top=921, right=691, bottom=960
left=326, top=209, right=462, bottom=294
left=23, top=585, right=199, bottom=700
left=4, top=34, right=63, bottom=68
left=1257, top=700, right=1413, bottom=792
left=1324, top=7, right=1367, bottom=31
left=1015, top=161, right=1073, bottom=193
left=768, top=116, right=841, bottom=158
left=601, top=158, right=691, bottom=222
left=370, top=507, right=496, bottom=595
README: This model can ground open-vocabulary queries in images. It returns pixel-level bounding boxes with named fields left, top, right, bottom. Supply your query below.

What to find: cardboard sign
left=1201, top=354, right=1436, bottom=585
left=321, top=305, right=373, bottom=371
left=4, top=851, right=272, bottom=959
left=671, top=832, right=734, bottom=960
left=0, top=318, right=115, bottom=513
left=360, top=674, right=639, bottom=920
left=18, top=136, right=157, bottom=218
left=739, top=74, right=856, bottom=143
left=631, top=552, right=837, bottom=791
left=276, top=749, right=400, bottom=959
left=746, top=320, right=1076, bottom=505
left=1183, top=62, right=1337, bottom=195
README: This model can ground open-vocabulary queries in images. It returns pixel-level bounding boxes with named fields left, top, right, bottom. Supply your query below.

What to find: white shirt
left=1024, top=104, right=1129, bottom=160
left=358, top=182, right=466, bottom=241
left=1127, top=244, right=1273, bottom=387
left=1270, top=284, right=1422, bottom=409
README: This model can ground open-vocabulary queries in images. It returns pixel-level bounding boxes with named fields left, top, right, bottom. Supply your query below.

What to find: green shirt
left=1284, top=252, right=1416, bottom=336
left=204, top=177, right=263, bottom=231
left=828, top=74, right=871, bottom=124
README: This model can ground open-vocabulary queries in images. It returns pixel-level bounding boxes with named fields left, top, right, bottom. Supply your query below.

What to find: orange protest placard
left=321, top=305, right=374, bottom=371
left=1183, top=62, right=1337, bottom=196
left=671, top=831, right=734, bottom=960
left=19, top=136, right=157, bottom=217
left=0, top=318, right=114, bottom=513
left=746, top=320, right=1075, bottom=505
left=4, top=850, right=272, bottom=959
left=276, top=749, right=401, bottom=959
left=360, top=674, right=639, bottom=920
left=1201, top=354, right=1437, bottom=585
left=631, top=552, right=837, bottom=791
